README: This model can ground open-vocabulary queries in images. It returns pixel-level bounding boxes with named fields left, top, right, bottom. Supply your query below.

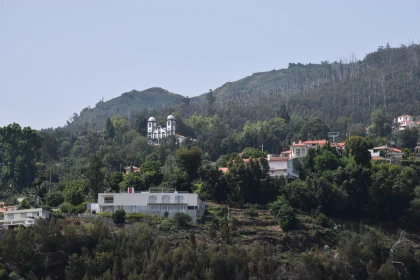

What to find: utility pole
left=227, top=205, right=230, bottom=220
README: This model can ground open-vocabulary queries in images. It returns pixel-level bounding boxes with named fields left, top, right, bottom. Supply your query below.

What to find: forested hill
left=192, top=44, right=420, bottom=126
left=68, top=87, right=185, bottom=129
left=67, top=44, right=420, bottom=131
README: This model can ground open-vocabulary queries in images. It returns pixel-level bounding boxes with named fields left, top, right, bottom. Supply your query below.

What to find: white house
left=289, top=140, right=327, bottom=158
left=89, top=191, right=205, bottom=223
left=395, top=115, right=416, bottom=130
left=267, top=155, right=300, bottom=179
left=0, top=208, right=52, bottom=230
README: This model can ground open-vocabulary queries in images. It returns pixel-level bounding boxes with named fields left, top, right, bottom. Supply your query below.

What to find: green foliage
left=109, top=172, right=123, bottom=192
left=63, top=180, right=85, bottom=206
left=345, top=136, right=373, bottom=166
left=243, top=205, right=259, bottom=217
left=369, top=109, right=392, bottom=138
left=18, top=199, right=31, bottom=210
left=314, top=213, right=331, bottom=228
left=269, top=197, right=297, bottom=231
left=0, top=123, right=40, bottom=191
left=395, top=128, right=419, bottom=149
left=175, top=146, right=203, bottom=180
left=172, top=212, right=192, bottom=228
left=112, top=209, right=126, bottom=224
left=241, top=148, right=265, bottom=159
left=103, top=118, right=115, bottom=140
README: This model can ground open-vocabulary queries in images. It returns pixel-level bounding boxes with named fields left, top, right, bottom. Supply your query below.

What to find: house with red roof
left=219, top=154, right=300, bottom=179
left=289, top=140, right=328, bottom=158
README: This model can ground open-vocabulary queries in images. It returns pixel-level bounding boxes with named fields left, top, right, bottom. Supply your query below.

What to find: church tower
left=147, top=117, right=157, bottom=139
left=166, top=115, right=176, bottom=136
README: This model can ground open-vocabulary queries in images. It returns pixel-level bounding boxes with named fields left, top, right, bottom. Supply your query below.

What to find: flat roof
left=6, top=208, right=47, bottom=214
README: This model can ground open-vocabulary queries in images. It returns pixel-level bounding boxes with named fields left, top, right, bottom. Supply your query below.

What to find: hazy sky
left=1, top=0, right=419, bottom=129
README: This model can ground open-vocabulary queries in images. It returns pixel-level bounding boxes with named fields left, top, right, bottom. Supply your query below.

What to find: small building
left=394, top=115, right=416, bottom=131
left=90, top=191, right=205, bottom=223
left=0, top=208, right=52, bottom=230
left=124, top=166, right=140, bottom=174
left=225, top=155, right=299, bottom=179
left=267, top=155, right=299, bottom=179
left=368, top=146, right=402, bottom=162
left=0, top=205, right=18, bottom=213
left=289, top=140, right=327, bottom=158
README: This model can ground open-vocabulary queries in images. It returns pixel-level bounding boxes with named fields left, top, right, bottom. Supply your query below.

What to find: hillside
left=191, top=44, right=420, bottom=128
left=66, top=44, right=420, bottom=132
left=69, top=87, right=185, bottom=129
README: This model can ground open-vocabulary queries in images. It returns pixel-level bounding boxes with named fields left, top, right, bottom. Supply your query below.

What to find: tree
left=0, top=123, right=40, bottom=191
left=45, top=189, right=64, bottom=207
left=104, top=118, right=115, bottom=140
left=277, top=104, right=290, bottom=124
left=241, top=148, right=265, bottom=159
left=85, top=155, right=105, bottom=201
left=133, top=115, right=148, bottom=136
left=111, top=115, right=130, bottom=141
left=269, top=197, right=297, bottom=231
left=175, top=147, right=203, bottom=180
left=345, top=136, right=373, bottom=166
left=140, top=160, right=163, bottom=187
left=314, top=150, right=341, bottom=172
left=172, top=212, right=192, bottom=228
left=369, top=109, right=391, bottom=138
left=109, top=172, right=124, bottom=192
left=112, top=209, right=126, bottom=224
left=18, top=199, right=31, bottom=210
left=396, top=128, right=418, bottom=149
left=206, top=89, right=216, bottom=115
left=63, top=180, right=85, bottom=206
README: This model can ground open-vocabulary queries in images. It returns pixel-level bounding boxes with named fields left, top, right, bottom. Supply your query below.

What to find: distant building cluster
left=393, top=114, right=420, bottom=131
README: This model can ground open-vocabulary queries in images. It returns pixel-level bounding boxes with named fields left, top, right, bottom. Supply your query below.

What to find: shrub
left=244, top=205, right=259, bottom=218
left=42, top=205, right=52, bottom=212
left=112, top=209, right=126, bottom=224
left=159, top=219, right=174, bottom=231
left=270, top=197, right=297, bottom=231
left=75, top=202, right=87, bottom=214
left=126, top=213, right=145, bottom=222
left=315, top=213, right=331, bottom=228
left=172, top=212, right=192, bottom=228
left=276, top=204, right=297, bottom=231
left=59, top=202, right=73, bottom=213
left=97, top=212, right=112, bottom=218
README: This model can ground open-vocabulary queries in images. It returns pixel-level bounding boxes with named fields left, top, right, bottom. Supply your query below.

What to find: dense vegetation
left=1, top=43, right=420, bottom=279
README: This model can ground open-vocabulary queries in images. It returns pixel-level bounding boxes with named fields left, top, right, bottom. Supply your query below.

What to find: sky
left=0, top=0, right=419, bottom=129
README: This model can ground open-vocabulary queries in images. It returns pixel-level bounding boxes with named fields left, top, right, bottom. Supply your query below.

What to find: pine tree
left=277, top=104, right=290, bottom=124
left=104, top=117, right=115, bottom=140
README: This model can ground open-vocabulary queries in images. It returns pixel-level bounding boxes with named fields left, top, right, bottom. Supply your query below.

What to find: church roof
left=148, top=117, right=156, bottom=122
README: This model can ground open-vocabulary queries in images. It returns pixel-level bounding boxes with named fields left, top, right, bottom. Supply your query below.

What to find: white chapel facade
left=147, top=115, right=176, bottom=143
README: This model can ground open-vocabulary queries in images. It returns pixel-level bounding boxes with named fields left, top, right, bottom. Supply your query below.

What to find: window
left=175, top=195, right=184, bottom=203
left=168, top=121, right=170, bottom=126
left=149, top=195, right=157, bottom=203
left=104, top=196, right=114, bottom=204
left=162, top=195, right=170, bottom=203
left=149, top=123, right=151, bottom=127
left=7, top=214, right=13, bottom=220
left=296, top=149, right=300, bottom=156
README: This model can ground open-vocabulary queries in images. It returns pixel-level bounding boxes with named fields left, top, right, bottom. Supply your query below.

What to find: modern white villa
left=88, top=191, right=205, bottom=223
left=0, top=208, right=52, bottom=230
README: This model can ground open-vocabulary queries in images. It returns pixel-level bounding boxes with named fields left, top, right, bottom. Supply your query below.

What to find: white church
left=147, top=115, right=176, bottom=144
